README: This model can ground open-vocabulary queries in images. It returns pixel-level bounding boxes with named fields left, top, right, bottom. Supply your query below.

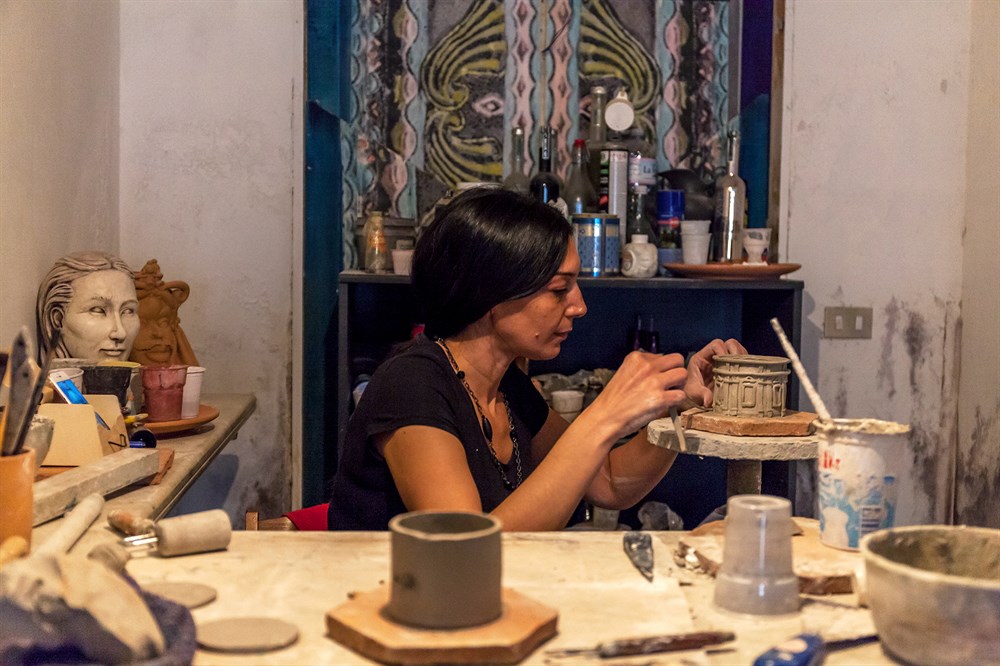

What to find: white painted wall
left=0, top=0, right=120, bottom=343
left=781, top=0, right=985, bottom=525
left=119, top=0, right=303, bottom=522
left=956, top=0, right=1000, bottom=528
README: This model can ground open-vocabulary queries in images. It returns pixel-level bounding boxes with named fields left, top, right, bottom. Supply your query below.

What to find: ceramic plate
left=664, top=262, right=802, bottom=280
left=145, top=404, right=220, bottom=435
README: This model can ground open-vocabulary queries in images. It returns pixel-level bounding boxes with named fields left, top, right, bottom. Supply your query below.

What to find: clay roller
left=124, top=509, right=232, bottom=557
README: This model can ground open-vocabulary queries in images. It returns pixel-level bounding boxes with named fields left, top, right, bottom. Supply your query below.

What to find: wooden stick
left=669, top=407, right=687, bottom=452
left=769, top=318, right=832, bottom=422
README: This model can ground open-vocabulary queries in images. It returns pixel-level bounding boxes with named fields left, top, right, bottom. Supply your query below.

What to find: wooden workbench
left=121, top=530, right=894, bottom=665
left=31, top=393, right=256, bottom=551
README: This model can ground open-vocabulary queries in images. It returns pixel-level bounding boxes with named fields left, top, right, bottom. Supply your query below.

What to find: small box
left=37, top=394, right=128, bottom=466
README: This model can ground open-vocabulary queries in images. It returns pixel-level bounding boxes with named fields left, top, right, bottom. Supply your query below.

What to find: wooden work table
left=31, top=393, right=256, bottom=550
left=120, top=530, right=894, bottom=665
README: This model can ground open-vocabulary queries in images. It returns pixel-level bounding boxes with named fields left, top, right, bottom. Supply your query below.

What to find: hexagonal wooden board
left=326, top=587, right=558, bottom=664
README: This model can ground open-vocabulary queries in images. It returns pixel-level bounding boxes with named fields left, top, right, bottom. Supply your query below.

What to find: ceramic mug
left=387, top=511, right=502, bottom=629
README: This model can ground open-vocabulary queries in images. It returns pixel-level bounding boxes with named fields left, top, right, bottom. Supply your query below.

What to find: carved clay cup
left=386, top=511, right=502, bottom=629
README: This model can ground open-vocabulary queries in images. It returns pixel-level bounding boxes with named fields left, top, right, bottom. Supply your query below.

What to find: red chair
left=246, top=503, right=329, bottom=531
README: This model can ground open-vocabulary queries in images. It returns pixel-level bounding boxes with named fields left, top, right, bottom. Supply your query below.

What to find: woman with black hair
left=328, top=188, right=745, bottom=531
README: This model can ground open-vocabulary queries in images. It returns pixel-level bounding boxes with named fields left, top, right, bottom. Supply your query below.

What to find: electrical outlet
left=824, top=306, right=873, bottom=339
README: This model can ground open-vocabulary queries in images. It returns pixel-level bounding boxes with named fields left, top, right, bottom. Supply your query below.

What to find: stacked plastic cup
left=681, top=219, right=711, bottom=264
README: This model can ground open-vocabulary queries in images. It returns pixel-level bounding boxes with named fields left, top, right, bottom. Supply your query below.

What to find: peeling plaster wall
left=119, top=0, right=303, bottom=523
left=0, top=0, right=119, bottom=343
left=956, top=0, right=1000, bottom=528
left=782, top=1, right=971, bottom=525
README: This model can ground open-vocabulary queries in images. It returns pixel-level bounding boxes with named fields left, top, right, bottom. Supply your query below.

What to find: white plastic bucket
left=815, top=418, right=910, bottom=550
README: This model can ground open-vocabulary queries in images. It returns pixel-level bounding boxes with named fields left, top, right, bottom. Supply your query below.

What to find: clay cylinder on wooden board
left=154, top=509, right=231, bottom=556
left=387, top=511, right=502, bottom=629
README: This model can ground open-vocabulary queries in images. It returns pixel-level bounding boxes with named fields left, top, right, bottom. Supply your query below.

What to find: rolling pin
left=124, top=509, right=231, bottom=557
left=34, top=493, right=105, bottom=556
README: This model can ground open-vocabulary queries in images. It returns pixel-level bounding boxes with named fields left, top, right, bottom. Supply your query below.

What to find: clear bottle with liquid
left=587, top=86, right=608, bottom=193
left=501, top=126, right=530, bottom=195
left=364, top=211, right=389, bottom=273
left=712, top=129, right=746, bottom=263
left=563, top=139, right=597, bottom=214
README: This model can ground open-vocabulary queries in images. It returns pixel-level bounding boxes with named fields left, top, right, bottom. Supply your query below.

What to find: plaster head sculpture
left=36, top=251, right=140, bottom=362
left=129, top=259, right=199, bottom=367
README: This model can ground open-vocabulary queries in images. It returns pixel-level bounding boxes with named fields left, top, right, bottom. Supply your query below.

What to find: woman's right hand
left=580, top=350, right=689, bottom=441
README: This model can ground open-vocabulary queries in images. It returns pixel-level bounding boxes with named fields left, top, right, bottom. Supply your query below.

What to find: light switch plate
left=824, top=306, right=873, bottom=339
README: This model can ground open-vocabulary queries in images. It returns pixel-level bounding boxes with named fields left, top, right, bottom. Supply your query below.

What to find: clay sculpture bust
left=36, top=251, right=140, bottom=362
left=129, top=260, right=199, bottom=367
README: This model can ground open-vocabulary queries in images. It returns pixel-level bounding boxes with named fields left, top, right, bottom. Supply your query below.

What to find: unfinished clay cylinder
left=711, top=354, right=790, bottom=418
left=387, top=511, right=502, bottom=629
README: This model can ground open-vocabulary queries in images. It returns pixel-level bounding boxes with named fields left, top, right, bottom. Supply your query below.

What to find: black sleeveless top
left=327, top=335, right=549, bottom=530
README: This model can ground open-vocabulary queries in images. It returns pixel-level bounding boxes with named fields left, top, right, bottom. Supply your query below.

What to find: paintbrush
left=770, top=318, right=832, bottom=422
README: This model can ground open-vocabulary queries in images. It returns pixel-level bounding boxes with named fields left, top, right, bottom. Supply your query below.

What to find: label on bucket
left=818, top=443, right=899, bottom=550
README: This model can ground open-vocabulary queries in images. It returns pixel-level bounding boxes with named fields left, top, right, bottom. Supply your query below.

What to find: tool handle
left=598, top=631, right=736, bottom=658
left=108, top=509, right=155, bottom=536
left=154, top=509, right=232, bottom=556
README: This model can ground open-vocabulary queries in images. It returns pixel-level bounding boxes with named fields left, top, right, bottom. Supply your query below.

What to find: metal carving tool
left=546, top=630, right=736, bottom=659
left=623, top=531, right=654, bottom=582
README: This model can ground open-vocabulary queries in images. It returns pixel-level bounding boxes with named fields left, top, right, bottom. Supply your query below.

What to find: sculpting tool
left=623, top=531, right=654, bottom=582
left=546, top=630, right=736, bottom=659
left=769, top=318, right=832, bottom=422
left=669, top=406, right=687, bottom=451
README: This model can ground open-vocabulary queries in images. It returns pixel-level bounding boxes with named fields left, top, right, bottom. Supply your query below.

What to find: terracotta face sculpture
left=129, top=259, right=199, bottom=367
left=36, top=251, right=141, bottom=361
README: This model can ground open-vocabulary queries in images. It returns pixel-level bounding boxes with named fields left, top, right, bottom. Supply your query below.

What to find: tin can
left=572, top=214, right=620, bottom=277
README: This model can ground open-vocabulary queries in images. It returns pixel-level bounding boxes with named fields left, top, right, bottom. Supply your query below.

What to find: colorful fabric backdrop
left=341, top=0, right=732, bottom=268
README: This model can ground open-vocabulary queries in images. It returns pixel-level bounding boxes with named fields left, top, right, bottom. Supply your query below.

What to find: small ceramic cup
left=387, top=511, right=502, bottom=629
left=391, top=249, right=414, bottom=276
left=713, top=494, right=800, bottom=616
left=140, top=365, right=188, bottom=422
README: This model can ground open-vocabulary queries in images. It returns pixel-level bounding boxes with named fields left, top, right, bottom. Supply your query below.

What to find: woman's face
left=491, top=239, right=587, bottom=360
left=61, top=270, right=140, bottom=361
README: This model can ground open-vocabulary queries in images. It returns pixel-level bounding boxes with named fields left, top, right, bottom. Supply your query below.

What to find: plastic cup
left=680, top=219, right=711, bottom=235
left=713, top=494, right=799, bottom=616
left=141, top=365, right=188, bottom=422
left=181, top=366, right=206, bottom=419
left=550, top=389, right=584, bottom=413
left=0, top=449, right=35, bottom=549
left=49, top=367, right=84, bottom=391
left=816, top=418, right=909, bottom=550
left=681, top=232, right=711, bottom=264
left=391, top=249, right=414, bottom=276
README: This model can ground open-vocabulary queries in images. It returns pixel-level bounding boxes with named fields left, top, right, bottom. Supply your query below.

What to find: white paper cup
left=181, top=366, right=206, bottom=419
left=550, top=389, right=584, bottom=413
left=392, top=249, right=414, bottom=276
left=681, top=232, right=711, bottom=264
left=816, top=418, right=909, bottom=550
left=680, top=219, right=711, bottom=235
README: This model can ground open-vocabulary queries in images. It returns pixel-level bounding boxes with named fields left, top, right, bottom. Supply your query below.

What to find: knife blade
left=623, top=531, right=654, bottom=582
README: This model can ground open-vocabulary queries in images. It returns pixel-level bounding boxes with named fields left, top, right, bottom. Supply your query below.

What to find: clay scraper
left=623, top=531, right=654, bottom=581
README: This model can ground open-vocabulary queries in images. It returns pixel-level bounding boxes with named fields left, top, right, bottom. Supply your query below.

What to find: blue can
left=572, top=214, right=619, bottom=277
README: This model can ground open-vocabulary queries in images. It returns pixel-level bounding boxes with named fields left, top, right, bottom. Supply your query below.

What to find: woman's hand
left=684, top=338, right=747, bottom=406
left=582, top=350, right=690, bottom=440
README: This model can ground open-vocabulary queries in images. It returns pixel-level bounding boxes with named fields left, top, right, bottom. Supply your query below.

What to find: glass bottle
left=364, top=211, right=389, bottom=273
left=563, top=139, right=597, bottom=214
left=626, top=180, right=656, bottom=240
left=501, top=126, right=530, bottom=195
left=529, top=125, right=561, bottom=205
left=712, top=129, right=746, bottom=263
left=587, top=86, right=607, bottom=192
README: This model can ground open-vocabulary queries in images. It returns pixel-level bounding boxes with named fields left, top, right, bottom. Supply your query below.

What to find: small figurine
left=129, top=260, right=199, bottom=367
left=36, top=251, right=140, bottom=362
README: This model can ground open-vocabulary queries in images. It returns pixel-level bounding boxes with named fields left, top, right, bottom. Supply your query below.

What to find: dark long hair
left=413, top=188, right=572, bottom=339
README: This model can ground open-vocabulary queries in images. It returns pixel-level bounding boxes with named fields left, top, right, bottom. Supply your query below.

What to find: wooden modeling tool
left=1, top=328, right=59, bottom=457
left=669, top=406, right=687, bottom=451
left=546, top=630, right=736, bottom=659
left=769, top=318, right=832, bottom=422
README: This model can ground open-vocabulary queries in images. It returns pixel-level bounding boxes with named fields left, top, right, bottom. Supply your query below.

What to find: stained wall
left=781, top=1, right=994, bottom=525
left=118, top=0, right=303, bottom=522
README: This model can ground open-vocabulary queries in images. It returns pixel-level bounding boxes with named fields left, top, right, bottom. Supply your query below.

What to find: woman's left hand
left=684, top=338, right=747, bottom=406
